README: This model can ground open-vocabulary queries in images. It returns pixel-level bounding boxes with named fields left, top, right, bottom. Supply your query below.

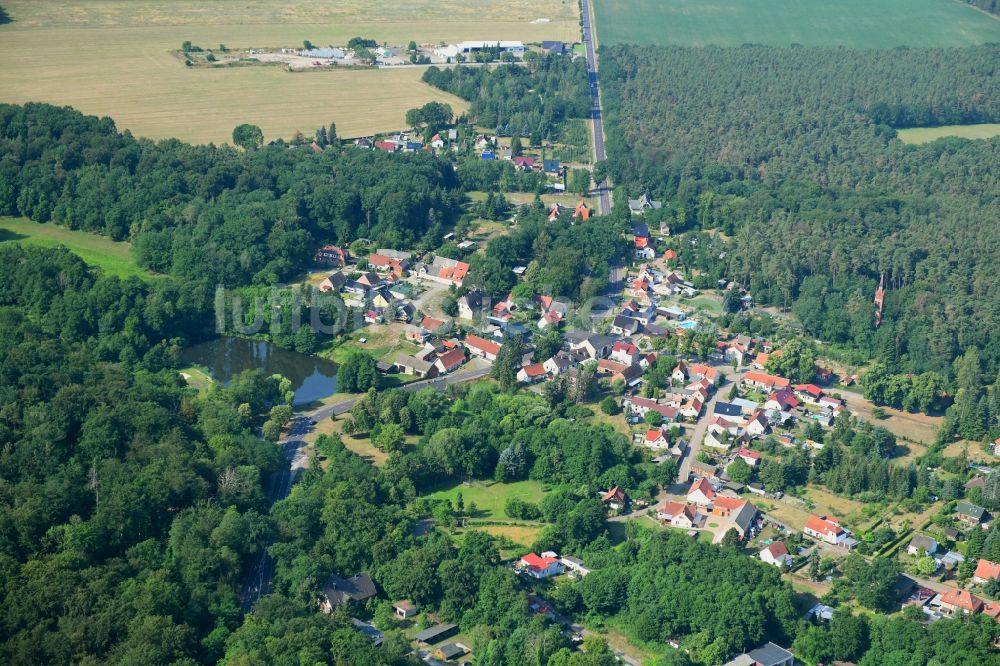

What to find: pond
left=179, top=337, right=337, bottom=405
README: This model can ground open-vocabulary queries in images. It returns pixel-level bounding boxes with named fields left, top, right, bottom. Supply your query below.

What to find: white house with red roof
left=804, top=515, right=848, bottom=545
left=625, top=396, right=679, bottom=422
left=464, top=335, right=501, bottom=363
left=736, top=447, right=761, bottom=467
left=433, top=347, right=466, bottom=375
left=643, top=429, right=670, bottom=450
left=601, top=486, right=627, bottom=510
left=794, top=383, right=824, bottom=404
left=745, top=411, right=770, bottom=437
left=687, top=478, right=716, bottom=506
left=940, top=588, right=984, bottom=615
left=744, top=371, right=791, bottom=391
left=760, top=542, right=792, bottom=568
left=656, top=500, right=703, bottom=529
left=517, top=363, right=547, bottom=384
left=610, top=340, right=640, bottom=365
left=519, top=553, right=563, bottom=579
left=765, top=389, right=800, bottom=412
left=421, top=256, right=470, bottom=286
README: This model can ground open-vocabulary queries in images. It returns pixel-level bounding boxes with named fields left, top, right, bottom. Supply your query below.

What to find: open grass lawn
left=460, top=523, right=543, bottom=547
left=838, top=389, right=942, bottom=444
left=897, top=123, right=1000, bottom=144
left=593, top=0, right=1000, bottom=48
left=178, top=365, right=214, bottom=394
left=684, top=295, right=723, bottom=314
left=425, top=479, right=551, bottom=519
left=802, top=487, right=867, bottom=523
left=0, top=0, right=579, bottom=144
left=0, top=217, right=155, bottom=279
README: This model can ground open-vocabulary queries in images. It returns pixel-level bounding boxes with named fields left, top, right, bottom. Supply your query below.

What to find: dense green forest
left=0, top=246, right=286, bottom=663
left=601, top=45, right=1000, bottom=405
left=0, top=103, right=464, bottom=286
left=422, top=54, right=591, bottom=141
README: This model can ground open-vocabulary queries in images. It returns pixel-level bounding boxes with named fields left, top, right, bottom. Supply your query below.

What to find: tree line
left=0, top=103, right=465, bottom=287
left=422, top=53, right=591, bottom=143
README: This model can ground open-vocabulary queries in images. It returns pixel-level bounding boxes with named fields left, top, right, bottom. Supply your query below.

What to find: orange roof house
left=974, top=559, right=1000, bottom=583
left=940, top=588, right=984, bottom=614
left=573, top=202, right=591, bottom=221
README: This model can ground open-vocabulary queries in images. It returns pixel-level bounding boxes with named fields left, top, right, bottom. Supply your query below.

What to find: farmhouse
left=656, top=500, right=703, bottom=529
left=804, top=515, right=848, bottom=545
left=602, top=486, right=627, bottom=510
left=433, top=347, right=466, bottom=374
left=744, top=371, right=791, bottom=391
left=735, top=447, right=761, bottom=467
left=420, top=256, right=470, bottom=286
left=465, top=334, right=501, bottom=362
left=393, top=353, right=438, bottom=379
left=315, top=244, right=348, bottom=265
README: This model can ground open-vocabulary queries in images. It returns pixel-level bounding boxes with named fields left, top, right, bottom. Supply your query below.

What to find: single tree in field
left=232, top=123, right=263, bottom=151
left=303, top=40, right=314, bottom=50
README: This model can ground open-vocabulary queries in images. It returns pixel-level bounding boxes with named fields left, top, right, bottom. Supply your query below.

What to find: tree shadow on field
left=0, top=229, right=27, bottom=243
left=0, top=6, right=12, bottom=25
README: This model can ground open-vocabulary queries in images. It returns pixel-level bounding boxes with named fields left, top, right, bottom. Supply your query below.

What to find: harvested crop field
left=0, top=0, right=578, bottom=144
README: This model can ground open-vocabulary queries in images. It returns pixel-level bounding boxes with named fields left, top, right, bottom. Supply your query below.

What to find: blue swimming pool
left=678, top=320, right=699, bottom=330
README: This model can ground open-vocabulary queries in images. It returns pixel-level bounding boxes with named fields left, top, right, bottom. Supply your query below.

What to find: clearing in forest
left=0, top=216, right=153, bottom=280
left=593, top=0, right=1000, bottom=48
left=896, top=123, right=1000, bottom=144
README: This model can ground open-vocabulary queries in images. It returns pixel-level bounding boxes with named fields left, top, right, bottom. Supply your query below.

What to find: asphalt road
left=239, top=361, right=491, bottom=612
left=240, top=416, right=311, bottom=612
left=580, top=0, right=612, bottom=215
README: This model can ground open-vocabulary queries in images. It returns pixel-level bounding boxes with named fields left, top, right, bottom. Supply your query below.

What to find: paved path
left=580, top=0, right=612, bottom=215
left=240, top=360, right=491, bottom=612
left=240, top=415, right=311, bottom=612
left=676, top=367, right=742, bottom=482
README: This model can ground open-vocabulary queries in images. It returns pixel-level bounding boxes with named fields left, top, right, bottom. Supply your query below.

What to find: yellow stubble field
left=0, top=0, right=579, bottom=144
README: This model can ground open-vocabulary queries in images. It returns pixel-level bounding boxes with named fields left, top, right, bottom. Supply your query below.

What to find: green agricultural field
left=897, top=123, right=1000, bottom=144
left=593, top=0, right=1000, bottom=48
left=0, top=217, right=154, bottom=279
left=0, top=0, right=578, bottom=145
left=426, top=480, right=551, bottom=519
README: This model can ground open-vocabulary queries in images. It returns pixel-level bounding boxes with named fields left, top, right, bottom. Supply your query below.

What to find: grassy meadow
left=0, top=0, right=578, bottom=144
left=0, top=216, right=154, bottom=279
left=897, top=123, right=1000, bottom=144
left=426, top=480, right=550, bottom=520
left=593, top=0, right=1000, bottom=47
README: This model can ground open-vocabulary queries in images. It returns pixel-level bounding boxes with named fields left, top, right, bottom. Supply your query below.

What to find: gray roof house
left=724, top=642, right=794, bottom=666
left=907, top=534, right=939, bottom=557
left=320, top=573, right=376, bottom=612
left=627, top=192, right=663, bottom=215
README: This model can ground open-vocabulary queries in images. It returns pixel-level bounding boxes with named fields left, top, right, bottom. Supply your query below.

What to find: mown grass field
left=426, top=480, right=550, bottom=519
left=0, top=216, right=154, bottom=279
left=593, top=0, right=1000, bottom=47
left=897, top=123, right=1000, bottom=144
left=0, top=0, right=578, bottom=144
